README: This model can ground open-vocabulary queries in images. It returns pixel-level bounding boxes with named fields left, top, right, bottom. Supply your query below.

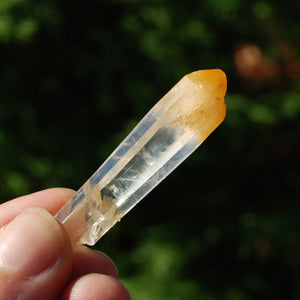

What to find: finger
left=0, top=208, right=73, bottom=300
left=71, top=246, right=119, bottom=281
left=0, top=188, right=75, bottom=227
left=61, top=274, right=131, bottom=300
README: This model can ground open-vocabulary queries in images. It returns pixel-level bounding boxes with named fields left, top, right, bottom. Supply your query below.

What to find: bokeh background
left=1, top=0, right=299, bottom=299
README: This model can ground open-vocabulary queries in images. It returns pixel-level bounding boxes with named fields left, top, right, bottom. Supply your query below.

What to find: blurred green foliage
left=0, top=0, right=299, bottom=299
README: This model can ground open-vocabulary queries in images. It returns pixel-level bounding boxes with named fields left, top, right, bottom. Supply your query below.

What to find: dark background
left=1, top=0, right=299, bottom=299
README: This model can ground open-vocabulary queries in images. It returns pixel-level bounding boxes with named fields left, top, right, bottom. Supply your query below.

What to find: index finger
left=0, top=188, right=75, bottom=227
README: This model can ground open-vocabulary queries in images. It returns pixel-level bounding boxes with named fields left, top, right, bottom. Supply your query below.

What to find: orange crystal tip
left=186, top=69, right=227, bottom=104
left=172, top=69, right=227, bottom=142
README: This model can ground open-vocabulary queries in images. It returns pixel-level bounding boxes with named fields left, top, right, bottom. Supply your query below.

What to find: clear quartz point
left=55, top=69, right=227, bottom=246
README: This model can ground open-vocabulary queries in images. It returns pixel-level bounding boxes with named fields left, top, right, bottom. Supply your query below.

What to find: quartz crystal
left=55, top=69, right=227, bottom=246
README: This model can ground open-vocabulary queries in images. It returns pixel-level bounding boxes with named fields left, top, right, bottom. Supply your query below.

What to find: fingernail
left=0, top=208, right=65, bottom=276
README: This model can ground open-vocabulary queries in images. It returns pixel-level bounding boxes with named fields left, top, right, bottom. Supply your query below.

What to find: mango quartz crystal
left=55, top=69, right=227, bottom=246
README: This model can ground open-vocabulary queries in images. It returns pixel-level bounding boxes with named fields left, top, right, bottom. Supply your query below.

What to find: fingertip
left=63, top=274, right=131, bottom=300
left=0, top=207, right=74, bottom=299
left=71, top=246, right=119, bottom=280
left=0, top=208, right=66, bottom=276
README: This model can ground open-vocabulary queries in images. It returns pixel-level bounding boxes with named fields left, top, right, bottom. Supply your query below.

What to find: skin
left=0, top=188, right=131, bottom=300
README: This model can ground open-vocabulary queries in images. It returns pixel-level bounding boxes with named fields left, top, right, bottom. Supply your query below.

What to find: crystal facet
left=55, top=69, right=227, bottom=246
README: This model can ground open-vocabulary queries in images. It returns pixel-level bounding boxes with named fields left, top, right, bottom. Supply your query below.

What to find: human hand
left=0, top=188, right=131, bottom=300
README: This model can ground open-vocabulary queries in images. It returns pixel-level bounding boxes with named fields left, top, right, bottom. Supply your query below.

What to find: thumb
left=0, top=208, right=73, bottom=300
